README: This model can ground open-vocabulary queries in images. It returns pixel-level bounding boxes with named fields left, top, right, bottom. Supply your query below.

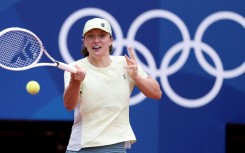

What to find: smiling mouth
left=92, top=45, right=102, bottom=50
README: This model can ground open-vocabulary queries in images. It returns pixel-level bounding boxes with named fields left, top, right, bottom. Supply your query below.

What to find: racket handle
left=57, top=62, right=78, bottom=73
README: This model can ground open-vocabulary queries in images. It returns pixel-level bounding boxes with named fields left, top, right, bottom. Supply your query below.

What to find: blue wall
left=0, top=0, right=244, bottom=153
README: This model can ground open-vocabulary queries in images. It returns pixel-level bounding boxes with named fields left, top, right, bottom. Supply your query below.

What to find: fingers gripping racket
left=0, top=27, right=77, bottom=73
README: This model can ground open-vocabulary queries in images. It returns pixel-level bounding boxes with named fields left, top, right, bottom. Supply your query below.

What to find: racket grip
left=57, top=62, right=78, bottom=73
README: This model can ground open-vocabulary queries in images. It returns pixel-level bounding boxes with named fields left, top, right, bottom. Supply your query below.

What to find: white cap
left=83, top=18, right=112, bottom=36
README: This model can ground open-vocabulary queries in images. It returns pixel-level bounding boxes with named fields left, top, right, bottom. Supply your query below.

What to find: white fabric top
left=64, top=56, right=148, bottom=151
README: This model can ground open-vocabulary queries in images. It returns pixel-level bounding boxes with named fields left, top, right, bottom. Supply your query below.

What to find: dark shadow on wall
left=226, top=123, right=245, bottom=153
left=0, top=120, right=73, bottom=153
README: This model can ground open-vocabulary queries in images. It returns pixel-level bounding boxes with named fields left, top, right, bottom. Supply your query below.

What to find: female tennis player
left=63, top=18, right=162, bottom=153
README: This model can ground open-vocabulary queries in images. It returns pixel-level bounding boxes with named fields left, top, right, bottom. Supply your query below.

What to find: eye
left=87, top=34, right=94, bottom=38
left=99, top=33, right=107, bottom=38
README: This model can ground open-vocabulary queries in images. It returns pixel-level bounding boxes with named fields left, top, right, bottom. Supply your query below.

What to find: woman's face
left=83, top=28, right=112, bottom=57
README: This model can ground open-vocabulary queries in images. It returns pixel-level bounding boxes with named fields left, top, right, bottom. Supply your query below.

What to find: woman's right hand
left=71, top=65, right=86, bottom=82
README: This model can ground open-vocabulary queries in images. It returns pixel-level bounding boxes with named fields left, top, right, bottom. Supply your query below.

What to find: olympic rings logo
left=58, top=7, right=245, bottom=108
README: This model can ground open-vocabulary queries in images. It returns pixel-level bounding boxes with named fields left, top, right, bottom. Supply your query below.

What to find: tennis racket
left=0, top=27, right=77, bottom=73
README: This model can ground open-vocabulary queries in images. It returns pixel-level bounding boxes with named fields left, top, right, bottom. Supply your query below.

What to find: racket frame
left=0, top=27, right=77, bottom=73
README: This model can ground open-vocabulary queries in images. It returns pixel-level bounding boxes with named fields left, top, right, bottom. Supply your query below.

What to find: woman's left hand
left=124, top=47, right=138, bottom=79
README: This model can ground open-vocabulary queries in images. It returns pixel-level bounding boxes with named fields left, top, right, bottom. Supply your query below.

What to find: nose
left=94, top=36, right=100, bottom=42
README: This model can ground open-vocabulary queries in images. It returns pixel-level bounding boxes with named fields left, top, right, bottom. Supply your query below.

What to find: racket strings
left=0, top=31, right=41, bottom=69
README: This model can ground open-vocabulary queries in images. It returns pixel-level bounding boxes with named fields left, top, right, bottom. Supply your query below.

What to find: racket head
left=0, top=27, right=43, bottom=71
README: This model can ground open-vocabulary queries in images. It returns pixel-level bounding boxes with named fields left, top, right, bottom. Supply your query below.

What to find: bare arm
left=63, top=65, right=86, bottom=111
left=125, top=47, right=162, bottom=100
left=133, top=75, right=162, bottom=100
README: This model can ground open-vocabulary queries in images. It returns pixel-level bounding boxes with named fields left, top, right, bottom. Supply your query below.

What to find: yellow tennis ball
left=26, top=80, right=40, bottom=95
